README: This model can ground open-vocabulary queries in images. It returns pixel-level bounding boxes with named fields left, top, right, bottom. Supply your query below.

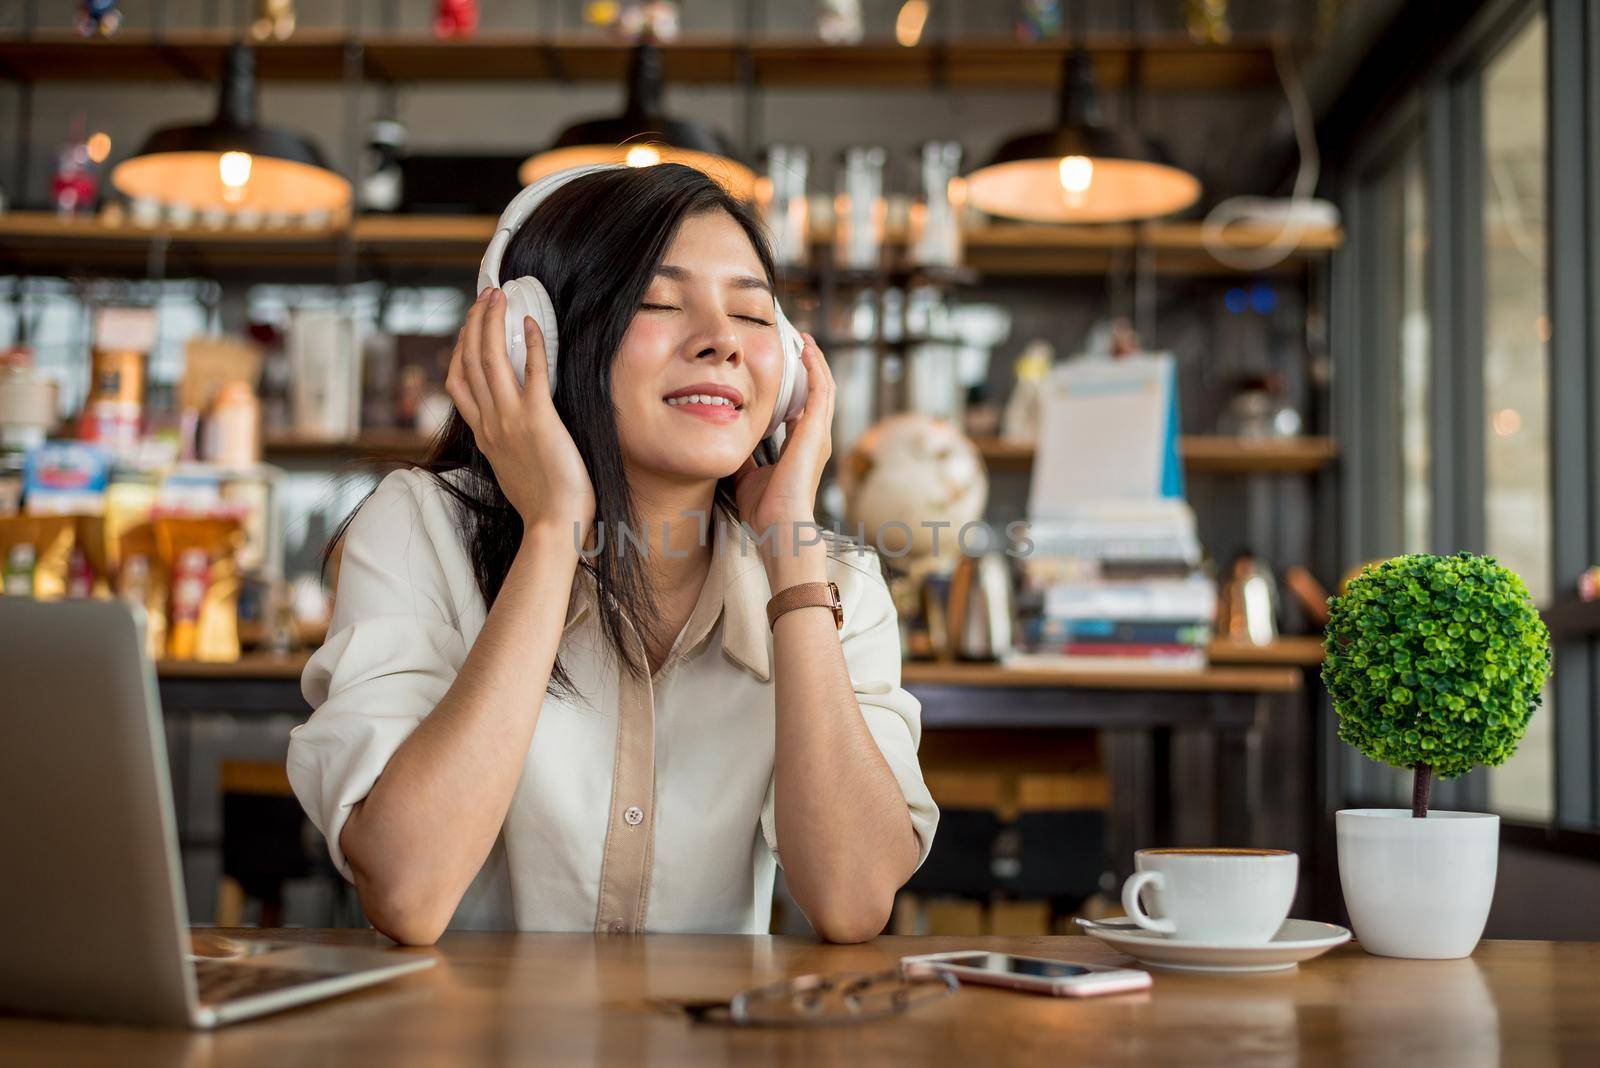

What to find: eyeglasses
left=661, top=967, right=959, bottom=1027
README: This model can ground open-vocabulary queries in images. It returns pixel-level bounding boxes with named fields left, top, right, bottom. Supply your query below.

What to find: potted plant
left=1322, top=552, right=1552, bottom=959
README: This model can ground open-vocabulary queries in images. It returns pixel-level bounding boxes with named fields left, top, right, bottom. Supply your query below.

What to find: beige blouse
left=287, top=469, right=938, bottom=935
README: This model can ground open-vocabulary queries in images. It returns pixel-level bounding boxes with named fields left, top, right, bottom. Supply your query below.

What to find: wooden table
left=3, top=931, right=1594, bottom=1064
left=155, top=655, right=1304, bottom=880
left=156, top=654, right=1299, bottom=847
left=898, top=661, right=1302, bottom=870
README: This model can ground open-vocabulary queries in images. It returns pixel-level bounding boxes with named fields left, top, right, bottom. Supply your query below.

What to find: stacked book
left=1009, top=500, right=1216, bottom=672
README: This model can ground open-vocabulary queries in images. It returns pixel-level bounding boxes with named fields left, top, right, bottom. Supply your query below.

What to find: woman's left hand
left=733, top=333, right=835, bottom=545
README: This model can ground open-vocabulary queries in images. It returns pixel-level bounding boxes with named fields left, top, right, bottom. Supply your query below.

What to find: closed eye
left=640, top=303, right=773, bottom=327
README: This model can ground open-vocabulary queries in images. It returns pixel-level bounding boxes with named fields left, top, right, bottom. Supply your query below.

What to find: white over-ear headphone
left=476, top=163, right=809, bottom=445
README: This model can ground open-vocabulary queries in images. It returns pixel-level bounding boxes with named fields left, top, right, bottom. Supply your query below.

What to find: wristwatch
left=766, top=580, right=843, bottom=631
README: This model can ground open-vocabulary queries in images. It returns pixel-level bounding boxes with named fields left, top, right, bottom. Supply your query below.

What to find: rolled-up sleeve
left=287, top=469, right=470, bottom=880
left=760, top=550, right=940, bottom=871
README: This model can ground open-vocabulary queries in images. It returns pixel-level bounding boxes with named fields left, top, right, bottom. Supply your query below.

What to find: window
left=1479, top=13, right=1553, bottom=823
left=1395, top=146, right=1431, bottom=555
left=1335, top=1, right=1600, bottom=830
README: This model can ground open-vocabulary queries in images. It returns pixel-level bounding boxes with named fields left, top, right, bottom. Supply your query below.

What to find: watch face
left=828, top=581, right=844, bottom=629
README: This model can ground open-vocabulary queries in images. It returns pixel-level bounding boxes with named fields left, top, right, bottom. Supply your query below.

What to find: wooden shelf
left=975, top=435, right=1340, bottom=475
left=0, top=212, right=1340, bottom=281
left=0, top=212, right=364, bottom=283
left=0, top=31, right=1288, bottom=90
left=263, top=430, right=434, bottom=461
left=237, top=619, right=329, bottom=649
left=262, top=432, right=1341, bottom=476
left=0, top=212, right=346, bottom=242
left=157, top=652, right=311, bottom=680
left=1206, top=636, right=1325, bottom=668
left=1179, top=435, right=1340, bottom=473
left=901, top=660, right=1301, bottom=694
left=1542, top=598, right=1600, bottom=640
left=960, top=221, right=1343, bottom=277
left=973, top=438, right=1039, bottom=468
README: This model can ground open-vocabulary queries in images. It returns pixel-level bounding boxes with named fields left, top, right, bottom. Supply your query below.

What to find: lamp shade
left=111, top=43, right=350, bottom=215
left=965, top=50, right=1200, bottom=224
left=519, top=42, right=756, bottom=200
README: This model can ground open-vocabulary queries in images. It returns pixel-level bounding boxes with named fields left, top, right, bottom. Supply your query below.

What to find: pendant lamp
left=964, top=49, right=1200, bottom=224
left=111, top=42, right=350, bottom=216
left=519, top=40, right=756, bottom=200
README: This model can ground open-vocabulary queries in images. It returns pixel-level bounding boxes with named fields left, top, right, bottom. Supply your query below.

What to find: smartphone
left=899, top=951, right=1151, bottom=998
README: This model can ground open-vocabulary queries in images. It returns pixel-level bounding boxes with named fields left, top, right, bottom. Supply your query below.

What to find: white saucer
left=1076, top=918, right=1352, bottom=974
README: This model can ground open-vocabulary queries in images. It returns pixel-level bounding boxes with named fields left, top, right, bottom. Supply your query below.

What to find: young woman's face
left=611, top=209, right=783, bottom=485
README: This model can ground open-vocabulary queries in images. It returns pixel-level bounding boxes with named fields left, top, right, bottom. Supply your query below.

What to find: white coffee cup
left=1120, top=848, right=1299, bottom=943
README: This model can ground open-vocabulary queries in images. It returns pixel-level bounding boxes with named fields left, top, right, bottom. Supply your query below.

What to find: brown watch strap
left=766, top=580, right=843, bottom=631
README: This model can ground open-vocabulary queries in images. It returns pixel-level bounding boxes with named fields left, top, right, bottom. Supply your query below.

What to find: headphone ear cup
left=767, top=301, right=810, bottom=437
left=499, top=276, right=559, bottom=392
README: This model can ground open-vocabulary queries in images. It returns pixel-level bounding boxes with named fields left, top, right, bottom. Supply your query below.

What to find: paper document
left=1028, top=354, right=1183, bottom=517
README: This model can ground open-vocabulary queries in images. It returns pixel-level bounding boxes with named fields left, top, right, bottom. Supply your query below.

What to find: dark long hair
left=334, top=164, right=777, bottom=693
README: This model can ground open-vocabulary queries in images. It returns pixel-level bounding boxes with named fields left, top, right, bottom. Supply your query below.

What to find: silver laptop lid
left=0, top=599, right=196, bottom=1026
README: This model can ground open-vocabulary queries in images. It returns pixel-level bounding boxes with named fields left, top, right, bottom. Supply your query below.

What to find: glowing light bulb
left=895, top=1, right=929, bottom=47
left=86, top=132, right=112, bottom=164
left=625, top=145, right=662, bottom=168
left=219, top=151, right=253, bottom=204
left=1059, top=155, right=1093, bottom=209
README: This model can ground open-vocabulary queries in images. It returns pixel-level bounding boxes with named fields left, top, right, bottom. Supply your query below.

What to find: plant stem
left=1412, top=764, right=1432, bottom=819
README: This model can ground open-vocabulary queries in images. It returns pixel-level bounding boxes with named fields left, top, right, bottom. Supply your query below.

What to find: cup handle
left=1121, top=871, right=1177, bottom=935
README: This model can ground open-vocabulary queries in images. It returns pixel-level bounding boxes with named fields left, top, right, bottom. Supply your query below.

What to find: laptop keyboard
left=193, top=958, right=339, bottom=1007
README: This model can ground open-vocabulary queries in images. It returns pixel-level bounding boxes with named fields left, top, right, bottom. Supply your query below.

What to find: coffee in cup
left=1120, top=848, right=1298, bottom=943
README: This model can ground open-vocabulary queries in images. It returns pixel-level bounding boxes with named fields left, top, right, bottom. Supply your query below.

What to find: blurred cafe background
left=0, top=0, right=1596, bottom=941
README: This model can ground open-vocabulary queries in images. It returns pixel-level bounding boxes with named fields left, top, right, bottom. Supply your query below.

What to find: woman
left=287, top=163, right=938, bottom=945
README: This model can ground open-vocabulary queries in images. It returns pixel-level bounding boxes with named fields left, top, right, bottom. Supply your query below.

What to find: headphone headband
left=476, top=163, right=627, bottom=295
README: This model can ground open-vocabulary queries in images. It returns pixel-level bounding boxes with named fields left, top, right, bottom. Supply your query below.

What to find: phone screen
left=941, top=954, right=1091, bottom=978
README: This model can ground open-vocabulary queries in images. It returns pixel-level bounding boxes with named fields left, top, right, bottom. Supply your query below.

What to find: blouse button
left=623, top=805, right=644, bottom=827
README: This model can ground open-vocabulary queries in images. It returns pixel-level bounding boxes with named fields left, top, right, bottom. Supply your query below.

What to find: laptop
left=0, top=598, right=434, bottom=1028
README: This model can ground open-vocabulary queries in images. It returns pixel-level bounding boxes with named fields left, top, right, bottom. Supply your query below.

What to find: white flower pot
left=1336, top=809, right=1499, bottom=959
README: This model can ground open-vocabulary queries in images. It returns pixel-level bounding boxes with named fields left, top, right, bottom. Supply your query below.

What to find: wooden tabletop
left=158, top=653, right=1304, bottom=694
left=900, top=660, right=1302, bottom=693
left=4, top=932, right=1594, bottom=1064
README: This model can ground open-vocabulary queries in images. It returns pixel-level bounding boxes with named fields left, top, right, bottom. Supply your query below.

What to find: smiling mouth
left=662, top=391, right=744, bottom=426
left=664, top=394, right=741, bottom=410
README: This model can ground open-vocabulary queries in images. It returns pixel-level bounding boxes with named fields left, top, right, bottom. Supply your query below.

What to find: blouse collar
left=560, top=514, right=772, bottom=683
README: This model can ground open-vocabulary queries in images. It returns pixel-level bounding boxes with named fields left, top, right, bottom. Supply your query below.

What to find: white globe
left=837, top=413, right=989, bottom=561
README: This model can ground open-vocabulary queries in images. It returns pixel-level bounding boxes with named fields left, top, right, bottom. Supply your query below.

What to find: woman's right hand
left=446, top=288, right=595, bottom=546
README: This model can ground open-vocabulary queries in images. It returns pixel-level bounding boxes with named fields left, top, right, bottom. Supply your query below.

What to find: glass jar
left=908, top=140, right=964, bottom=268
left=834, top=146, right=887, bottom=272
left=758, top=145, right=810, bottom=269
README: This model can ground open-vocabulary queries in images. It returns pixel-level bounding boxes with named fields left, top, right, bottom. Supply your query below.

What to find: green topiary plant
left=1322, top=552, right=1552, bottom=818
